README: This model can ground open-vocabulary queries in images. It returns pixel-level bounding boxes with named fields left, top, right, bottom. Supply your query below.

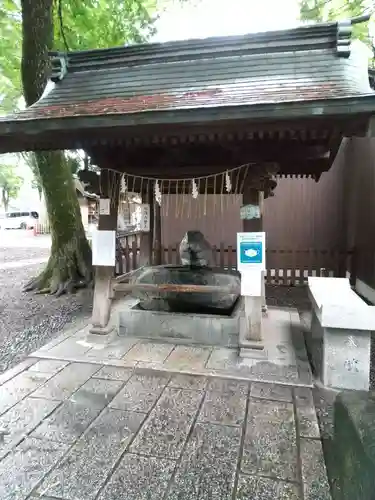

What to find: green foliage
left=53, top=0, right=158, bottom=51
left=299, top=0, right=374, bottom=46
left=0, top=163, right=23, bottom=211
left=0, top=0, right=175, bottom=193
left=0, top=0, right=22, bottom=112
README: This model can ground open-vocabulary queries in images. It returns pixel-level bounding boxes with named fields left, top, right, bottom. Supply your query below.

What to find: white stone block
left=308, top=276, right=374, bottom=391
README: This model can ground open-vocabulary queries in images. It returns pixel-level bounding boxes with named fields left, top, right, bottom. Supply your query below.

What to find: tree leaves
left=299, top=0, right=374, bottom=46
left=0, top=164, right=23, bottom=211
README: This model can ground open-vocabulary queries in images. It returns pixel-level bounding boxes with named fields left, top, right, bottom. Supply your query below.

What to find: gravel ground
left=0, top=247, right=50, bottom=264
left=0, top=259, right=93, bottom=374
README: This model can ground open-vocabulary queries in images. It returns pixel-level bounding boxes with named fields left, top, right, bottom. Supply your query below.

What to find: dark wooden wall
left=160, top=138, right=375, bottom=292
left=342, top=138, right=375, bottom=289
left=161, top=141, right=348, bottom=252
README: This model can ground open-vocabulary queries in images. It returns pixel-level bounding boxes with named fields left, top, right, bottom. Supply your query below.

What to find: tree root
left=24, top=238, right=93, bottom=296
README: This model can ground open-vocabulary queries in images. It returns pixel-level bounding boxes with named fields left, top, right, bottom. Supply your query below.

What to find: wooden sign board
left=139, top=204, right=150, bottom=232
left=240, top=204, right=260, bottom=220
left=92, top=230, right=116, bottom=266
left=99, top=198, right=110, bottom=216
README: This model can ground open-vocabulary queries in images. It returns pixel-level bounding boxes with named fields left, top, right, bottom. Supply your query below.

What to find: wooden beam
left=90, top=168, right=120, bottom=334
left=154, top=201, right=162, bottom=265
left=113, top=283, right=239, bottom=293
left=242, top=187, right=264, bottom=342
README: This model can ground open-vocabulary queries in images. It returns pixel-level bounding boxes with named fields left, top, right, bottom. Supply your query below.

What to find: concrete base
left=308, top=277, right=374, bottom=391
left=309, top=308, right=371, bottom=391
left=118, top=298, right=243, bottom=347
left=239, top=313, right=265, bottom=355
left=89, top=325, right=114, bottom=335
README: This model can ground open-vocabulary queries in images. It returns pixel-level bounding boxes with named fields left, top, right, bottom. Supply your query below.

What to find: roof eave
left=0, top=94, right=374, bottom=154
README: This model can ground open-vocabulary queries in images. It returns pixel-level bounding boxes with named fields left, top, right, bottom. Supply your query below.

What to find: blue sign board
left=236, top=232, right=266, bottom=272
left=239, top=241, right=263, bottom=264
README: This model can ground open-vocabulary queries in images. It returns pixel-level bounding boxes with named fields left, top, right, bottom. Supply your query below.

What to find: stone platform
left=0, top=358, right=330, bottom=499
left=0, top=306, right=332, bottom=499
left=30, top=306, right=313, bottom=387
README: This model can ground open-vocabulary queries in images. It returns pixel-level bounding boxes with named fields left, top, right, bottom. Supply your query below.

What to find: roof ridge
left=50, top=20, right=356, bottom=82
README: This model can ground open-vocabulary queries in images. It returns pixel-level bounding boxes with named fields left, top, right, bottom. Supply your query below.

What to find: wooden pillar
left=139, top=190, right=154, bottom=266
left=90, top=169, right=120, bottom=334
left=242, top=187, right=264, bottom=343
left=154, top=201, right=162, bottom=265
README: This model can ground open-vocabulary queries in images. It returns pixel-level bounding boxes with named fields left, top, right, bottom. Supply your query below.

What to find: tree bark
left=2, top=189, right=8, bottom=212
left=21, top=0, right=92, bottom=295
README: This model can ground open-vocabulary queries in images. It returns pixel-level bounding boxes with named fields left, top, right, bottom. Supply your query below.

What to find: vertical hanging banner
left=139, top=204, right=150, bottom=232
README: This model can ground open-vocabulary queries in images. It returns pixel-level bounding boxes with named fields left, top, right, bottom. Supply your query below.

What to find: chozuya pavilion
left=0, top=15, right=374, bottom=351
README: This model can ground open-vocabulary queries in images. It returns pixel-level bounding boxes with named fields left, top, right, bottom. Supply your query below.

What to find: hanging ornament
left=154, top=179, right=162, bottom=205
left=120, top=174, right=127, bottom=194
left=192, top=178, right=198, bottom=199
left=225, top=171, right=232, bottom=193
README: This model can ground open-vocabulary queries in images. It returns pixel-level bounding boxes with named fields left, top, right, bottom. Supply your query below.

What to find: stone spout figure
left=179, top=230, right=213, bottom=267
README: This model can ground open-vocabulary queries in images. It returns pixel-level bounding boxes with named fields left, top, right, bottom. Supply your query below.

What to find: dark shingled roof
left=0, top=18, right=374, bottom=153
left=11, top=21, right=375, bottom=118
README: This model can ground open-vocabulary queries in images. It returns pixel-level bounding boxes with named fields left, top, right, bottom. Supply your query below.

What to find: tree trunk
left=2, top=189, right=8, bottom=212
left=21, top=0, right=92, bottom=295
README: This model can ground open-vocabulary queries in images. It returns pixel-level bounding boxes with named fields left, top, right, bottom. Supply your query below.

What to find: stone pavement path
left=0, top=358, right=331, bottom=500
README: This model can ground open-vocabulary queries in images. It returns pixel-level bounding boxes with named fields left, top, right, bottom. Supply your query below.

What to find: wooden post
left=154, top=201, right=162, bottom=265
left=90, top=169, right=120, bottom=334
left=139, top=190, right=154, bottom=266
left=242, top=187, right=264, bottom=342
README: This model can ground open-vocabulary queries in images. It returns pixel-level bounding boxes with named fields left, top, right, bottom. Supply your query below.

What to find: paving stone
left=164, top=346, right=212, bottom=370
left=110, top=373, right=169, bottom=412
left=242, top=399, right=298, bottom=482
left=167, top=460, right=237, bottom=500
left=206, top=348, right=239, bottom=370
left=130, top=387, right=203, bottom=458
left=300, top=438, right=331, bottom=500
left=0, top=371, right=53, bottom=416
left=86, top=338, right=138, bottom=360
left=198, top=387, right=247, bottom=426
left=92, top=365, right=134, bottom=381
left=294, top=387, right=320, bottom=439
left=28, top=359, right=70, bottom=375
left=251, top=382, right=293, bottom=402
left=97, top=453, right=175, bottom=500
left=206, top=377, right=249, bottom=395
left=37, top=409, right=145, bottom=500
left=169, top=374, right=207, bottom=391
left=70, top=378, right=124, bottom=409
left=207, top=350, right=299, bottom=383
left=166, top=423, right=241, bottom=500
left=31, top=400, right=102, bottom=443
left=0, top=358, right=37, bottom=386
left=31, top=363, right=100, bottom=401
left=47, top=337, right=92, bottom=357
left=236, top=474, right=301, bottom=499
left=297, top=359, right=313, bottom=386
left=123, top=342, right=174, bottom=363
left=0, top=397, right=60, bottom=459
left=0, top=437, right=69, bottom=500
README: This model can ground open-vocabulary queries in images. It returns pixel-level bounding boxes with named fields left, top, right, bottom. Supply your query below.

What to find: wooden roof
left=0, top=18, right=374, bottom=154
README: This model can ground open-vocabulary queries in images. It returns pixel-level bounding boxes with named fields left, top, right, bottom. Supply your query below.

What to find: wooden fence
left=115, top=234, right=355, bottom=286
